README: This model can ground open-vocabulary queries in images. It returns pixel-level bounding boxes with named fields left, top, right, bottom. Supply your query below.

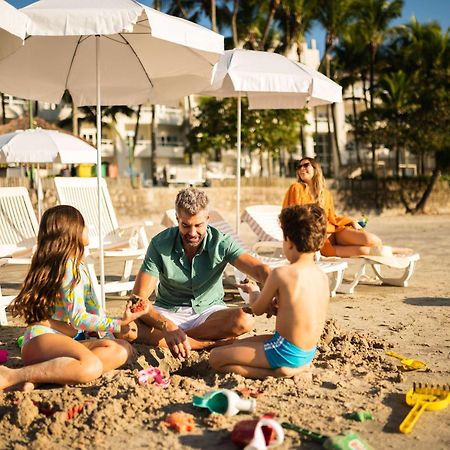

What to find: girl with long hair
left=283, top=157, right=382, bottom=257
left=0, top=205, right=148, bottom=391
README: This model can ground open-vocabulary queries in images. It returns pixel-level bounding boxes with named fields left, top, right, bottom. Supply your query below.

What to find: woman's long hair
left=11, top=205, right=85, bottom=324
left=297, top=157, right=326, bottom=208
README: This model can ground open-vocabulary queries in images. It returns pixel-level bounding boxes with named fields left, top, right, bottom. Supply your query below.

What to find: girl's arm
left=238, top=270, right=280, bottom=316
left=61, top=264, right=122, bottom=334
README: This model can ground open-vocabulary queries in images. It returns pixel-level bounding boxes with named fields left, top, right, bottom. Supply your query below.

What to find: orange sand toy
left=162, top=412, right=196, bottom=433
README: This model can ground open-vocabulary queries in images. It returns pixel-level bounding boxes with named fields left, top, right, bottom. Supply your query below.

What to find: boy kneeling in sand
left=209, top=204, right=329, bottom=379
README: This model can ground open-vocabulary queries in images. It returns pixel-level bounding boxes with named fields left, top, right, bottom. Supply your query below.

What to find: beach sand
left=0, top=213, right=449, bottom=449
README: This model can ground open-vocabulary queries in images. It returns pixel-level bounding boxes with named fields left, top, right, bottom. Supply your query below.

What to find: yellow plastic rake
left=399, top=383, right=450, bottom=434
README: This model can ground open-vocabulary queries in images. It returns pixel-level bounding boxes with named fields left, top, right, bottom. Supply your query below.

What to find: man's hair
left=279, top=204, right=327, bottom=253
left=175, top=188, right=209, bottom=215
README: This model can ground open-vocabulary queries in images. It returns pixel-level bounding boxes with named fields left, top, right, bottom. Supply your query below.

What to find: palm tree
left=334, top=25, right=371, bottom=166
left=377, top=70, right=412, bottom=175
left=316, top=0, right=355, bottom=68
left=274, top=0, right=317, bottom=57
left=352, top=0, right=403, bottom=175
left=315, top=0, right=356, bottom=175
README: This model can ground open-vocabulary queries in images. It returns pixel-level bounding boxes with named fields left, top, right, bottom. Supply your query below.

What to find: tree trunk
left=259, top=0, right=279, bottom=50
left=231, top=0, right=239, bottom=48
left=210, top=0, right=217, bottom=32
left=331, top=103, right=342, bottom=169
left=414, top=166, right=440, bottom=213
left=369, top=43, right=376, bottom=111
left=299, top=125, right=305, bottom=157
left=129, top=105, right=141, bottom=188
left=361, top=76, right=369, bottom=110
left=395, top=142, right=400, bottom=178
left=351, top=84, right=361, bottom=165
left=150, top=105, right=157, bottom=185
left=326, top=105, right=335, bottom=177
left=1, top=93, right=6, bottom=125
left=175, top=0, right=188, bottom=18
left=72, top=100, right=79, bottom=136
left=259, top=151, right=264, bottom=177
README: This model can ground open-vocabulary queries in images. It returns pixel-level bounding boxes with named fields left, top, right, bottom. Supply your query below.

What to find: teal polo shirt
left=140, top=225, right=245, bottom=313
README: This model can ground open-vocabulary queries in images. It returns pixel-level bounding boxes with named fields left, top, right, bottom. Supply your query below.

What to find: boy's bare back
left=274, top=257, right=329, bottom=351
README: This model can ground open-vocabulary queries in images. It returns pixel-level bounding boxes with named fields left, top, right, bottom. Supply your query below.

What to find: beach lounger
left=0, top=187, right=134, bottom=323
left=0, top=290, right=15, bottom=326
left=161, top=208, right=347, bottom=297
left=241, top=204, right=420, bottom=294
left=0, top=187, right=37, bottom=324
left=54, top=177, right=153, bottom=296
left=54, top=177, right=151, bottom=250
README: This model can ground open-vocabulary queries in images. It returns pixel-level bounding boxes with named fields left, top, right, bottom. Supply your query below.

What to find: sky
left=7, top=0, right=450, bottom=56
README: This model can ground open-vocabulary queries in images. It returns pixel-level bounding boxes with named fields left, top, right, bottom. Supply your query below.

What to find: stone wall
left=1, top=177, right=449, bottom=226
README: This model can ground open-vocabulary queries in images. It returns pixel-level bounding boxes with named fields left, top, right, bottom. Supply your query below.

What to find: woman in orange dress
left=282, top=157, right=382, bottom=257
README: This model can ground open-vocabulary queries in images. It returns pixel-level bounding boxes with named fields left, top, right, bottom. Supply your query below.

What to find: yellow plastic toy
left=386, top=351, right=427, bottom=371
left=399, top=383, right=450, bottom=434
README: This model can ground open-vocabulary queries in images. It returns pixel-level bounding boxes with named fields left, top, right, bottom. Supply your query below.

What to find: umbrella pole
left=96, top=35, right=105, bottom=308
left=36, top=163, right=43, bottom=221
left=236, top=93, right=241, bottom=234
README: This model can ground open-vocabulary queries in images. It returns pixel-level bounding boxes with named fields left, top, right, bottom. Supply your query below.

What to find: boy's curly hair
left=279, top=204, right=327, bottom=253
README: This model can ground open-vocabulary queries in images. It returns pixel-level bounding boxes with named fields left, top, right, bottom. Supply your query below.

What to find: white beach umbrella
left=0, top=0, right=28, bottom=59
left=0, top=128, right=97, bottom=218
left=0, top=128, right=97, bottom=164
left=202, top=49, right=342, bottom=232
left=0, top=0, right=224, bottom=305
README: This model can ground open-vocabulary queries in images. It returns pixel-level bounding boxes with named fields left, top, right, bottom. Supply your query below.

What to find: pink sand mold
left=0, top=349, right=8, bottom=364
left=137, top=367, right=170, bottom=388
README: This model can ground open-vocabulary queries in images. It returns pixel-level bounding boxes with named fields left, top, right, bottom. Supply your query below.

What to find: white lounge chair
left=241, top=204, right=420, bottom=294
left=54, top=177, right=150, bottom=250
left=0, top=187, right=36, bottom=324
left=54, top=177, right=154, bottom=297
left=161, top=208, right=347, bottom=297
left=0, top=187, right=133, bottom=326
left=0, top=291, right=15, bottom=326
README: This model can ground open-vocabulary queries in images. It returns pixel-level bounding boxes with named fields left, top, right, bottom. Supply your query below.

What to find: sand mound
left=0, top=320, right=406, bottom=449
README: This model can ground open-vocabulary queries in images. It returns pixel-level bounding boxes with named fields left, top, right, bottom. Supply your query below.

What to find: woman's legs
left=0, top=334, right=128, bottom=391
left=333, top=228, right=382, bottom=257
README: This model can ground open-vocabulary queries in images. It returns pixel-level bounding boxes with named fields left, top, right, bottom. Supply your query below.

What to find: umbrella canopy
left=0, top=0, right=28, bottom=59
left=0, top=128, right=97, bottom=164
left=205, top=49, right=342, bottom=108
left=0, top=0, right=224, bottom=305
left=201, top=49, right=342, bottom=232
left=0, top=0, right=223, bottom=106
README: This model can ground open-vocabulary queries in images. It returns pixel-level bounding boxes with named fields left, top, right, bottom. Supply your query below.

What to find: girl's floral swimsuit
left=22, top=260, right=121, bottom=350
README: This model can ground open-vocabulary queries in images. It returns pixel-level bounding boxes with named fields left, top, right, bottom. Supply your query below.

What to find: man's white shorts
left=153, top=305, right=227, bottom=331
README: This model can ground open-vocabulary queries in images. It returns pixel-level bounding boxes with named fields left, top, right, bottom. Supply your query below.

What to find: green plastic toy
left=346, top=411, right=374, bottom=422
left=282, top=422, right=374, bottom=450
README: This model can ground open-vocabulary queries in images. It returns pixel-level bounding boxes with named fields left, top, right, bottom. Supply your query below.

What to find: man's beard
left=182, top=233, right=205, bottom=248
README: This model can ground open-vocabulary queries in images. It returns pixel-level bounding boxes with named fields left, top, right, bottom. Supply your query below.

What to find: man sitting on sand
left=125, top=188, right=271, bottom=358
left=209, top=204, right=329, bottom=379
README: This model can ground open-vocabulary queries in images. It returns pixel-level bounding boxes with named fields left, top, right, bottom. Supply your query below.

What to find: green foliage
left=187, top=97, right=306, bottom=159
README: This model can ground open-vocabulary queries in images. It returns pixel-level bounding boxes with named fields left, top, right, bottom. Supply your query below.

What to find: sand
left=0, top=213, right=449, bottom=449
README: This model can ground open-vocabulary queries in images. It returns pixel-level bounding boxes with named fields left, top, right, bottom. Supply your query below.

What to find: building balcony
left=134, top=140, right=185, bottom=159
left=100, top=139, right=114, bottom=157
